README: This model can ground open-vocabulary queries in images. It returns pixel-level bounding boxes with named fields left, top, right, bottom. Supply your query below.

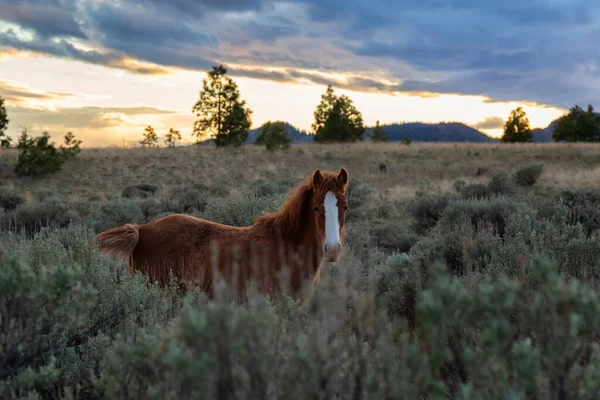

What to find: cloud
left=0, top=0, right=598, bottom=110
left=0, top=79, right=80, bottom=104
left=0, top=0, right=85, bottom=38
left=474, top=116, right=505, bottom=130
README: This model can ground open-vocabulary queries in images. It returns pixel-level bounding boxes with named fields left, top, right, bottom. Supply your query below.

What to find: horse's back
left=129, top=213, right=252, bottom=287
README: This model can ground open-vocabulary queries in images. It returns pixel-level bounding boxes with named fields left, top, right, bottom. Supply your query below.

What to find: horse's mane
left=253, top=175, right=313, bottom=239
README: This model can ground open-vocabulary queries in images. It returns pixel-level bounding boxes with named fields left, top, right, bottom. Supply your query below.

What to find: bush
left=514, top=163, right=544, bottom=186
left=163, top=183, right=210, bottom=214
left=254, top=121, right=291, bottom=151
left=346, top=177, right=373, bottom=209
left=15, top=131, right=67, bottom=176
left=122, top=182, right=161, bottom=199
left=370, top=222, right=419, bottom=253
left=248, top=178, right=295, bottom=197
left=557, top=188, right=600, bottom=235
left=0, top=187, right=25, bottom=212
left=408, top=190, right=452, bottom=234
left=487, top=171, right=514, bottom=196
left=93, top=199, right=144, bottom=232
left=460, top=183, right=488, bottom=199
left=0, top=197, right=77, bottom=236
left=200, top=193, right=285, bottom=227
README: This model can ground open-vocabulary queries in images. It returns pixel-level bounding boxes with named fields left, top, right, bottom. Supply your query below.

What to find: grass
left=4, top=141, right=600, bottom=398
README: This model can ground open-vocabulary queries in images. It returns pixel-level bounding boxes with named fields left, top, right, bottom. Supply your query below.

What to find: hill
left=365, top=122, right=495, bottom=142
left=532, top=120, right=558, bottom=143
left=198, top=121, right=495, bottom=145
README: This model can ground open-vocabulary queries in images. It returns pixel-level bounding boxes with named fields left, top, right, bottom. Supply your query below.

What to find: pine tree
left=0, top=96, right=11, bottom=148
left=312, top=85, right=365, bottom=143
left=61, top=131, right=82, bottom=159
left=192, top=65, right=252, bottom=147
left=368, top=120, right=388, bottom=142
left=140, top=125, right=158, bottom=147
left=254, top=121, right=291, bottom=151
left=165, top=128, right=182, bottom=147
left=501, top=107, right=533, bottom=143
left=552, top=104, right=600, bottom=142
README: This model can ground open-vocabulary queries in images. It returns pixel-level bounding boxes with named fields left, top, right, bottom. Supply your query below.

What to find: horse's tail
left=96, top=223, right=140, bottom=260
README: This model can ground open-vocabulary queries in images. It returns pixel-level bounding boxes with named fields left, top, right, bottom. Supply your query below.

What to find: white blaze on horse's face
left=323, top=191, right=342, bottom=262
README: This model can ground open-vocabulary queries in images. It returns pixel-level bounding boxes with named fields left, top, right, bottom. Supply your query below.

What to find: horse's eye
left=344, top=206, right=348, bottom=211
left=314, top=206, right=319, bottom=212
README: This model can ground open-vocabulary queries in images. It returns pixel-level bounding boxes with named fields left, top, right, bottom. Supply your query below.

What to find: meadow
left=2, top=141, right=600, bottom=399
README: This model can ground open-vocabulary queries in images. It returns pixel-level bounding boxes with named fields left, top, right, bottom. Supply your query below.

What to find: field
left=3, top=142, right=600, bottom=399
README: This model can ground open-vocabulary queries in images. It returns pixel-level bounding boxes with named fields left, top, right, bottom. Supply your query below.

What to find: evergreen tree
left=0, top=96, right=11, bottom=148
left=164, top=128, right=182, bottom=147
left=15, top=131, right=66, bottom=176
left=501, top=107, right=533, bottom=143
left=192, top=65, right=252, bottom=147
left=140, top=125, right=158, bottom=147
left=368, top=120, right=388, bottom=142
left=254, top=121, right=291, bottom=151
left=60, top=131, right=82, bottom=159
left=312, top=85, right=365, bottom=143
left=552, top=104, right=600, bottom=142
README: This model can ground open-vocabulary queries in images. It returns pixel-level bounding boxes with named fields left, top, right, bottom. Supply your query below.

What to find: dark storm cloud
left=1, top=0, right=599, bottom=108
left=0, top=0, right=85, bottom=38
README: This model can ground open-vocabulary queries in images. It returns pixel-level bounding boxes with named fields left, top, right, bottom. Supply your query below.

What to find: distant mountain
left=196, top=120, right=496, bottom=145
left=532, top=120, right=558, bottom=143
left=364, top=122, right=496, bottom=143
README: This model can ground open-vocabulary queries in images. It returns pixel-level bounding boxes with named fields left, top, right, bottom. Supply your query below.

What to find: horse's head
left=310, top=168, right=349, bottom=262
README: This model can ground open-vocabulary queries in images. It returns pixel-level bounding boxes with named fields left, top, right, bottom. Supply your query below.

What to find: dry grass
left=1, top=142, right=599, bottom=204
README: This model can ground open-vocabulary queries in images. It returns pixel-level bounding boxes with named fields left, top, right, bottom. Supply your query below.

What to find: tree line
left=499, top=104, right=600, bottom=143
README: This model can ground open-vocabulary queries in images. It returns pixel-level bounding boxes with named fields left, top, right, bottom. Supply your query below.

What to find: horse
left=95, top=168, right=350, bottom=304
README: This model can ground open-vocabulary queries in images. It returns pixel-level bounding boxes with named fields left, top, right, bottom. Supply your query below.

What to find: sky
left=0, top=0, right=598, bottom=147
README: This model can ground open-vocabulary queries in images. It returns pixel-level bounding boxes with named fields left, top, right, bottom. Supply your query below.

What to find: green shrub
left=200, top=193, right=285, bottom=227
left=514, top=163, right=544, bottom=186
left=370, top=221, right=418, bottom=253
left=487, top=171, right=514, bottom=196
left=0, top=187, right=25, bottom=211
left=408, top=190, right=452, bottom=234
left=557, top=188, right=600, bottom=235
left=15, top=131, right=68, bottom=176
left=374, top=252, right=418, bottom=326
left=164, top=183, right=209, bottom=214
left=0, top=197, right=77, bottom=236
left=93, top=199, right=144, bottom=231
left=346, top=177, right=373, bottom=209
left=248, top=178, right=295, bottom=197
left=121, top=182, right=161, bottom=199
left=461, top=183, right=489, bottom=199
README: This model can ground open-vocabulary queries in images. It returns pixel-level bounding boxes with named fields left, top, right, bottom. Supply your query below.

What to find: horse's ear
left=337, top=168, right=349, bottom=189
left=312, top=169, right=324, bottom=188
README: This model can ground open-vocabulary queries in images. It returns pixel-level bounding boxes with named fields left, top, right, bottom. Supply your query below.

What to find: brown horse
left=96, top=168, right=350, bottom=303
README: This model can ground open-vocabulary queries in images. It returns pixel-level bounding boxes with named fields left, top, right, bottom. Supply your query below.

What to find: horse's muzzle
left=324, top=242, right=341, bottom=262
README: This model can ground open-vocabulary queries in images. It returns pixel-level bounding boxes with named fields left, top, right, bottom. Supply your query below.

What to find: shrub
left=408, top=190, right=452, bottom=234
left=93, top=199, right=144, bottom=232
left=200, top=193, right=285, bottom=227
left=15, top=131, right=67, bottom=176
left=248, top=178, right=295, bottom=197
left=0, top=197, right=77, bottom=236
left=164, top=184, right=210, bottom=214
left=346, top=177, right=373, bottom=209
left=370, top=222, right=419, bottom=253
left=514, top=163, right=544, bottom=186
left=557, top=188, right=600, bottom=235
left=460, top=183, right=488, bottom=199
left=374, top=252, right=418, bottom=326
left=487, top=171, right=514, bottom=196
left=0, top=187, right=25, bottom=212
left=121, top=182, right=161, bottom=199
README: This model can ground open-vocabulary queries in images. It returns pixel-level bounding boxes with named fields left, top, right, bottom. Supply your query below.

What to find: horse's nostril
left=324, top=244, right=329, bottom=252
